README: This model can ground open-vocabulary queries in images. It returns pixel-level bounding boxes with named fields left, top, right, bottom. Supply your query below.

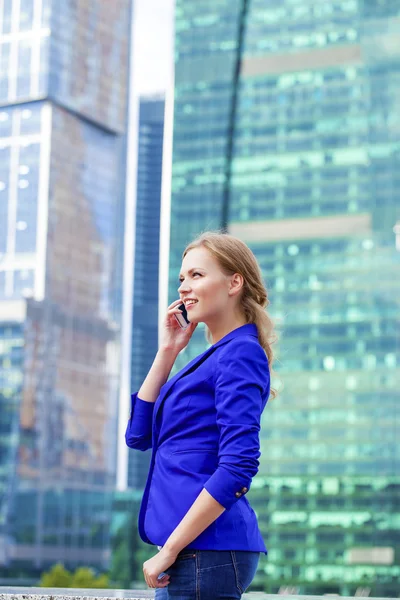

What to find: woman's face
left=178, top=247, right=235, bottom=325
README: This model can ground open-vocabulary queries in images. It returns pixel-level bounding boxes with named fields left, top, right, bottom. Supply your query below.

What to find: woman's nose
left=178, top=281, right=190, bottom=294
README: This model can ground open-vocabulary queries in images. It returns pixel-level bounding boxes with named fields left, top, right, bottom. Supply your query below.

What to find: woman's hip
left=156, top=549, right=260, bottom=600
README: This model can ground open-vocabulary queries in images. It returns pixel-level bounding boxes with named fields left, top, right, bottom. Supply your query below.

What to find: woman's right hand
left=160, top=299, right=197, bottom=354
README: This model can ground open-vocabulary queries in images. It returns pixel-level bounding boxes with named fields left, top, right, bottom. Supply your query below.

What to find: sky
left=133, top=0, right=175, bottom=95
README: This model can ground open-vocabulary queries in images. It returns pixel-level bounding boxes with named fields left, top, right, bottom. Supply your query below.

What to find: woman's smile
left=183, top=298, right=199, bottom=309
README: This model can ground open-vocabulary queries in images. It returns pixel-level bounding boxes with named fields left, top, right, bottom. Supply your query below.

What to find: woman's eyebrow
left=179, top=268, right=204, bottom=278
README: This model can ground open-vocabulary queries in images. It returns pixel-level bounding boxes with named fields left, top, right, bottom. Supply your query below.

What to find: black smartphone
left=174, top=303, right=190, bottom=329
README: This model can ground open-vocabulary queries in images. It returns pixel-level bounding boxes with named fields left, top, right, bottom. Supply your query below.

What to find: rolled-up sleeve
left=203, top=340, right=269, bottom=509
left=125, top=393, right=154, bottom=451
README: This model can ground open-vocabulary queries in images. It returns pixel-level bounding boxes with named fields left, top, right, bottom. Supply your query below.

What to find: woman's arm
left=125, top=347, right=179, bottom=450
left=164, top=488, right=225, bottom=553
left=202, top=338, right=268, bottom=508
left=137, top=299, right=197, bottom=402
left=126, top=300, right=197, bottom=450
left=138, top=345, right=180, bottom=403
left=142, top=489, right=225, bottom=588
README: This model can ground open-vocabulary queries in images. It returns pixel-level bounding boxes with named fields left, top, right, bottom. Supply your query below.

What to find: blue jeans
left=155, top=549, right=260, bottom=600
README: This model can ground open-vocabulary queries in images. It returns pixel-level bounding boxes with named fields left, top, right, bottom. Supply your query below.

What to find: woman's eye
left=179, top=272, right=202, bottom=284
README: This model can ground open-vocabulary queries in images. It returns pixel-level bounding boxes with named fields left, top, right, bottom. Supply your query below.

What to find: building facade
left=128, top=96, right=165, bottom=490
left=0, top=0, right=131, bottom=571
left=171, top=0, right=400, bottom=596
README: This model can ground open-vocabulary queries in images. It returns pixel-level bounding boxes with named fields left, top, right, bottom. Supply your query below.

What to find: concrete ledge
left=0, top=589, right=153, bottom=600
left=0, top=587, right=391, bottom=600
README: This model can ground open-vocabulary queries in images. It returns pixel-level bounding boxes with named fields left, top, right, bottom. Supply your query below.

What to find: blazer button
left=235, top=491, right=242, bottom=498
left=241, top=487, right=248, bottom=493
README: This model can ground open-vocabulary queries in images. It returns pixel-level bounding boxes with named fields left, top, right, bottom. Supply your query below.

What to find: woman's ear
left=229, top=273, right=244, bottom=296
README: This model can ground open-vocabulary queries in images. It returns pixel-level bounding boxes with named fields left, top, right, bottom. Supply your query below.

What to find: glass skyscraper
left=128, top=96, right=165, bottom=490
left=0, top=0, right=131, bottom=572
left=170, top=0, right=400, bottom=596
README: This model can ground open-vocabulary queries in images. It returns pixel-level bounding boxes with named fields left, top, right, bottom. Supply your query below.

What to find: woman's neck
left=208, top=314, right=247, bottom=345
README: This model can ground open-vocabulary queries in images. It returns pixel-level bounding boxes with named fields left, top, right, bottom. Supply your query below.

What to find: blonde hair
left=183, top=231, right=278, bottom=399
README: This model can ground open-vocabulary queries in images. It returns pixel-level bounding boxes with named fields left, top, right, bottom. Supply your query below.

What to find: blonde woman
left=126, top=232, right=276, bottom=599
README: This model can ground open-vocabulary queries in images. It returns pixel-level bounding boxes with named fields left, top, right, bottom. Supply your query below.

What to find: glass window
left=19, top=0, right=34, bottom=31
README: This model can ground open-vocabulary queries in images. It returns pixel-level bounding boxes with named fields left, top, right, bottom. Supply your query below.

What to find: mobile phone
left=174, top=303, right=190, bottom=329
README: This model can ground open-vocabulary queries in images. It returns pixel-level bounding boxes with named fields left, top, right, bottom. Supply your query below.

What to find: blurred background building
left=128, top=96, right=165, bottom=490
left=168, top=0, right=400, bottom=596
left=0, top=0, right=131, bottom=574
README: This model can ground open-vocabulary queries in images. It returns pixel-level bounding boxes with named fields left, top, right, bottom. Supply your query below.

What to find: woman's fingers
left=167, top=299, right=183, bottom=310
left=155, top=574, right=170, bottom=588
left=144, top=569, right=170, bottom=589
left=147, top=577, right=169, bottom=589
left=167, top=306, right=183, bottom=315
left=166, top=300, right=184, bottom=320
left=156, top=577, right=170, bottom=588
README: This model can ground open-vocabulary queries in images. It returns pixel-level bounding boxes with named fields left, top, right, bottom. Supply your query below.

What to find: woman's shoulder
left=217, top=334, right=268, bottom=362
left=214, top=336, right=269, bottom=385
left=213, top=336, right=270, bottom=392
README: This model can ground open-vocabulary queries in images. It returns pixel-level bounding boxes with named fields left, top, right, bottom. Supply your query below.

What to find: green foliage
left=39, top=563, right=72, bottom=588
left=70, top=567, right=109, bottom=589
left=92, top=574, right=109, bottom=589
left=39, top=563, right=109, bottom=589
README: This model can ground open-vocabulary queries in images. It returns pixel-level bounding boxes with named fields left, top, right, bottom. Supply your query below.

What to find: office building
left=128, top=96, right=165, bottom=490
left=0, top=0, right=131, bottom=571
left=170, top=1, right=400, bottom=595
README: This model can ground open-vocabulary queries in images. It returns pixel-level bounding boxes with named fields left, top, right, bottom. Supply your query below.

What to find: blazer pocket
left=172, top=448, right=218, bottom=454
left=171, top=449, right=218, bottom=475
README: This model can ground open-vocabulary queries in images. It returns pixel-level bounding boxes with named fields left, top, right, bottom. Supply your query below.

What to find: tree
left=70, top=567, right=109, bottom=589
left=39, top=563, right=72, bottom=588
left=39, top=564, right=109, bottom=589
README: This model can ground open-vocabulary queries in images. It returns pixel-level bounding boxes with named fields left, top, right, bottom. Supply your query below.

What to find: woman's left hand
left=143, top=546, right=178, bottom=588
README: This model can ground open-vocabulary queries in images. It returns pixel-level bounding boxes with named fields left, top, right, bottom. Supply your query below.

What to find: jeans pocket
left=176, top=551, right=196, bottom=561
left=231, top=550, right=260, bottom=594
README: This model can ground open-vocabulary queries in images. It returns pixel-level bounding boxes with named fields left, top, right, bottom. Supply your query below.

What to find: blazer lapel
left=153, top=344, right=214, bottom=425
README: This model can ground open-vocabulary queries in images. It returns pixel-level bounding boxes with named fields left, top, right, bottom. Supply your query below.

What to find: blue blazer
left=126, top=323, right=270, bottom=553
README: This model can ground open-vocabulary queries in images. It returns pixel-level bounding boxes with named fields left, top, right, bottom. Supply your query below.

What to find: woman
left=126, top=231, right=276, bottom=599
